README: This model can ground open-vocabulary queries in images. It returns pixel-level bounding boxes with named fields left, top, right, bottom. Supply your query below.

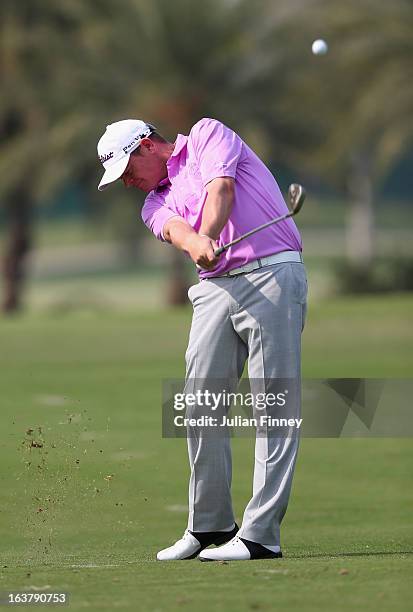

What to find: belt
left=216, top=250, right=303, bottom=277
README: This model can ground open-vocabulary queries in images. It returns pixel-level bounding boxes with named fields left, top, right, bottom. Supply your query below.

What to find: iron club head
left=214, top=182, right=307, bottom=257
left=288, top=183, right=306, bottom=215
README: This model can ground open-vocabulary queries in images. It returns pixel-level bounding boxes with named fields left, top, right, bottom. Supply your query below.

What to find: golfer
left=97, top=118, right=308, bottom=561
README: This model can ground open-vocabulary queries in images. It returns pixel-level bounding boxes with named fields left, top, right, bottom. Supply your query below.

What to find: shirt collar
left=169, top=133, right=188, bottom=160
left=166, top=134, right=188, bottom=175
left=154, top=133, right=188, bottom=191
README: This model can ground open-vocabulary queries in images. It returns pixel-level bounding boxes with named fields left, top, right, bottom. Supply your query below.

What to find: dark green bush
left=333, top=257, right=413, bottom=294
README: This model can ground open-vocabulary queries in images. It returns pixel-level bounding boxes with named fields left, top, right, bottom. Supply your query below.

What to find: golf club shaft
left=214, top=211, right=293, bottom=256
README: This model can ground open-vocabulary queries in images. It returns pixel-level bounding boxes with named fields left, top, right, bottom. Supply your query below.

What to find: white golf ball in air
left=312, top=39, right=328, bottom=55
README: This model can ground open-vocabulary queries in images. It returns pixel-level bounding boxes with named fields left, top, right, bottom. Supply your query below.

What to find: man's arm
left=163, top=177, right=235, bottom=270
left=199, top=177, right=235, bottom=239
left=163, top=217, right=219, bottom=270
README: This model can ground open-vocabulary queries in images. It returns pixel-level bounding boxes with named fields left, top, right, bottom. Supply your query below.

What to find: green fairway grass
left=0, top=295, right=412, bottom=611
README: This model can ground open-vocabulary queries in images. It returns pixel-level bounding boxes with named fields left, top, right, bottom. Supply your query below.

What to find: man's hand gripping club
left=163, top=219, right=219, bottom=270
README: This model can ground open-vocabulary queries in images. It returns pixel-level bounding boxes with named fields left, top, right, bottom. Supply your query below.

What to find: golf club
left=214, top=183, right=306, bottom=256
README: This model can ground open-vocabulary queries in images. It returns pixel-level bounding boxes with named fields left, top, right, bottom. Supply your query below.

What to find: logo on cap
left=122, top=129, right=153, bottom=154
left=99, top=152, right=114, bottom=164
left=123, top=139, right=140, bottom=154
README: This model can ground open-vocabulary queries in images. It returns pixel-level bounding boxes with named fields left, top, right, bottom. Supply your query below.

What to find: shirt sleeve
left=190, top=118, right=243, bottom=187
left=141, top=193, right=181, bottom=242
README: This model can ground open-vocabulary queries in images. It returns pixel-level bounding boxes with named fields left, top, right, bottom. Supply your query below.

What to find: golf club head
left=288, top=183, right=306, bottom=214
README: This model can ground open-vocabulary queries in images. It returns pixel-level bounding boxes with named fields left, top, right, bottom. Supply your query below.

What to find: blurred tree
left=1, top=0, right=412, bottom=311
left=0, top=0, right=271, bottom=311
left=0, top=0, right=119, bottom=311
left=264, top=0, right=413, bottom=264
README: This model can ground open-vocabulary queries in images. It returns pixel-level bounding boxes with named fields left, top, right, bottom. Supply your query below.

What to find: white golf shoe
left=157, top=530, right=203, bottom=561
left=157, top=523, right=239, bottom=561
left=199, top=536, right=282, bottom=562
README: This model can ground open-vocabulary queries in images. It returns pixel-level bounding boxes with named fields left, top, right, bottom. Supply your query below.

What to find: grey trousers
left=185, top=262, right=308, bottom=547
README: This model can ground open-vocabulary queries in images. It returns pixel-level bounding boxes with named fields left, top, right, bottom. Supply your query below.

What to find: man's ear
left=139, top=138, right=155, bottom=154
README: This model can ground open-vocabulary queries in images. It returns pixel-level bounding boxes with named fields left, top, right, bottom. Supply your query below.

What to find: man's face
left=121, top=138, right=167, bottom=193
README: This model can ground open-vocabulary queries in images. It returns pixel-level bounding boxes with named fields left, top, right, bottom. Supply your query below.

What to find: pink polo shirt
left=141, top=118, right=302, bottom=278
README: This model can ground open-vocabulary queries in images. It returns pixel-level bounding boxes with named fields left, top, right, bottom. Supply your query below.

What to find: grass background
left=0, top=294, right=412, bottom=611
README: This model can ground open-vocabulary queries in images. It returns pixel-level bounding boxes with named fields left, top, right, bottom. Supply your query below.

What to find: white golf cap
left=97, top=119, right=156, bottom=191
